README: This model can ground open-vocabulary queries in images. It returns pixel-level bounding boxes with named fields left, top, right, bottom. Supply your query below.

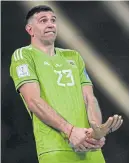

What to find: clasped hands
left=68, top=114, right=123, bottom=152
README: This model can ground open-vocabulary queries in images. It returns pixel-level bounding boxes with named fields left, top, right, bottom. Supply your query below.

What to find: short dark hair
left=26, top=5, right=54, bottom=23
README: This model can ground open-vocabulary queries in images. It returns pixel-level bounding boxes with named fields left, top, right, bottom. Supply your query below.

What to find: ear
left=25, top=24, right=34, bottom=37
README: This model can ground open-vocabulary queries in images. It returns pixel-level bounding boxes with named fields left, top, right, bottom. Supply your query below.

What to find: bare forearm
left=28, top=98, right=72, bottom=136
left=86, top=97, right=102, bottom=125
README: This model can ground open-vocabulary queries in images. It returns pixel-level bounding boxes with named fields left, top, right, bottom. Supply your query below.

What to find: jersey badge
left=67, top=60, right=77, bottom=67
left=16, top=64, right=30, bottom=78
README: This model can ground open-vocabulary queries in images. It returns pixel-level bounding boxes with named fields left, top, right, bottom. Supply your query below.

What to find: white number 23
left=54, top=69, right=75, bottom=87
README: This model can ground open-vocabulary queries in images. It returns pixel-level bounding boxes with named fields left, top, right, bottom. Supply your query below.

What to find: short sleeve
left=76, top=51, right=93, bottom=86
left=10, top=47, right=38, bottom=92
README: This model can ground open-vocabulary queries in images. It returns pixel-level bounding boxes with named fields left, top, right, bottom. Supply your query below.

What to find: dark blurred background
left=1, top=1, right=129, bottom=163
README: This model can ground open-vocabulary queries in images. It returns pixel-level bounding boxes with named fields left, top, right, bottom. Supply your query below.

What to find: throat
left=31, top=42, right=55, bottom=56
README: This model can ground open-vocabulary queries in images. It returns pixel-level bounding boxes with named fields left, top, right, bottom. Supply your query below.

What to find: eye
left=40, top=19, right=47, bottom=23
left=51, top=19, right=56, bottom=23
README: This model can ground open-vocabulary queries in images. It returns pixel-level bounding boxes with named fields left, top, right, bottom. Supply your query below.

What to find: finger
left=99, top=137, right=106, bottom=145
left=75, top=145, right=88, bottom=152
left=112, top=116, right=122, bottom=132
left=99, top=140, right=105, bottom=148
left=74, top=148, right=81, bottom=152
left=83, top=140, right=99, bottom=149
left=83, top=140, right=91, bottom=148
left=102, top=117, right=114, bottom=129
left=113, top=119, right=123, bottom=132
left=115, top=119, right=123, bottom=130
left=110, top=115, right=119, bottom=128
left=85, top=138, right=100, bottom=145
left=84, top=128, right=91, bottom=138
left=100, top=137, right=106, bottom=142
left=79, top=144, right=88, bottom=151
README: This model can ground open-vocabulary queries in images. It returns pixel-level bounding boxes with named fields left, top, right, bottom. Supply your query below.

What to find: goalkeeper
left=10, top=5, right=123, bottom=163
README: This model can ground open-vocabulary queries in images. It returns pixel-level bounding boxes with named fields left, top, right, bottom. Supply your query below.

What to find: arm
left=19, top=82, right=73, bottom=137
left=19, top=82, right=91, bottom=148
left=76, top=51, right=102, bottom=125
left=82, top=85, right=123, bottom=140
left=82, top=85, right=102, bottom=125
left=77, top=53, right=122, bottom=141
left=76, top=51, right=106, bottom=142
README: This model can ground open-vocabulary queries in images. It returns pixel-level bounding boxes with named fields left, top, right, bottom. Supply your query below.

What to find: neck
left=31, top=39, right=55, bottom=56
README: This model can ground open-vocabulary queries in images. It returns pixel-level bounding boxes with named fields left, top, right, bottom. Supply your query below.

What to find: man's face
left=26, top=11, right=57, bottom=45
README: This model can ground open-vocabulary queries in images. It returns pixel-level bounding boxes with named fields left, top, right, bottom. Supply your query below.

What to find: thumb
left=102, top=117, right=114, bottom=129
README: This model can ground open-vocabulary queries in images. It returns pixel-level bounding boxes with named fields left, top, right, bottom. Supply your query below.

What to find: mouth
left=45, top=31, right=55, bottom=34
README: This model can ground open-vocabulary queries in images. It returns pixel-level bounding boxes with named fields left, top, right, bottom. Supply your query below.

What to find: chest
left=35, top=54, right=78, bottom=73
left=33, top=54, right=80, bottom=87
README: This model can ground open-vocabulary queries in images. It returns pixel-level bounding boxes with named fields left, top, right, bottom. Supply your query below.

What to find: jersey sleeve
left=76, top=51, right=93, bottom=86
left=10, top=48, right=39, bottom=92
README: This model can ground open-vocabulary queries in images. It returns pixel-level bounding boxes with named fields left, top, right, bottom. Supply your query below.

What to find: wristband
left=68, top=126, right=74, bottom=140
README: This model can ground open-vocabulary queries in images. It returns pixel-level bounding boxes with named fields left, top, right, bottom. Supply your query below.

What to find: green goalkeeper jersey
left=10, top=45, right=94, bottom=155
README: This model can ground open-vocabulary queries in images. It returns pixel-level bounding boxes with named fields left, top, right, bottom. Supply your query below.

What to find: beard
left=42, top=34, right=57, bottom=45
left=43, top=38, right=55, bottom=45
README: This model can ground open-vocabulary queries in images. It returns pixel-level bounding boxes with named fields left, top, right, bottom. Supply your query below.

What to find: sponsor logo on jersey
left=55, top=64, right=62, bottom=67
left=16, top=64, right=30, bottom=78
left=44, top=61, right=50, bottom=66
left=44, top=61, right=62, bottom=68
left=67, top=60, right=77, bottom=67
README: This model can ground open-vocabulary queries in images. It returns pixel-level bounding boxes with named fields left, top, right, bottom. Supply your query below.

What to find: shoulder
left=56, top=47, right=80, bottom=56
left=11, top=45, right=32, bottom=62
left=56, top=48, right=82, bottom=63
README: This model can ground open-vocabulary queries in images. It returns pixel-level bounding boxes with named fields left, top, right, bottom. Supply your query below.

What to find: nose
left=47, top=21, right=55, bottom=28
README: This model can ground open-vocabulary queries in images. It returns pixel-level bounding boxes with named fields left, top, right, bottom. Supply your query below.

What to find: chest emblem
left=67, top=60, right=77, bottom=67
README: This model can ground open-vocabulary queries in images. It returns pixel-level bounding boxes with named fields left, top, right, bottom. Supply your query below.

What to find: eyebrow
left=38, top=15, right=56, bottom=19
